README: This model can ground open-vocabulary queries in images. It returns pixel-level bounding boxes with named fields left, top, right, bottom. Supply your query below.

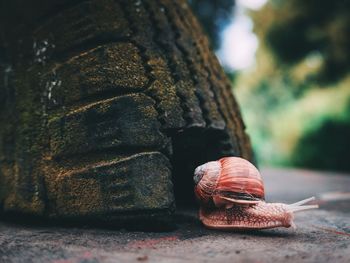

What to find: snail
left=193, top=157, right=318, bottom=230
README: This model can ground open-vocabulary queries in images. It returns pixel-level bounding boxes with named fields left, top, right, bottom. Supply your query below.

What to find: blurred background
left=189, top=0, right=350, bottom=172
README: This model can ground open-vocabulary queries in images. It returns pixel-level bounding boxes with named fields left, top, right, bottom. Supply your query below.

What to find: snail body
left=194, top=157, right=318, bottom=230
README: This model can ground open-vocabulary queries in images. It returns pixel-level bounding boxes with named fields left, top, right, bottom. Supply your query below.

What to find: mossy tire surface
left=0, top=0, right=252, bottom=228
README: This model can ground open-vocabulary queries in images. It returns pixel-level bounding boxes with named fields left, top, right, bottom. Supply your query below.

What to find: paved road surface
left=0, top=168, right=349, bottom=263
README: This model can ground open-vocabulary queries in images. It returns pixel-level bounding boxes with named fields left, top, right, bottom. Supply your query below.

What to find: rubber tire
left=0, top=0, right=253, bottom=228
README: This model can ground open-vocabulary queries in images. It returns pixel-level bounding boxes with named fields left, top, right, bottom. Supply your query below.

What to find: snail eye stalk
left=287, top=196, right=319, bottom=213
left=194, top=157, right=318, bottom=230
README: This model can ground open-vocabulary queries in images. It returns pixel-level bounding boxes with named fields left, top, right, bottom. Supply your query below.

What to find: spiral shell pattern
left=194, top=157, right=265, bottom=207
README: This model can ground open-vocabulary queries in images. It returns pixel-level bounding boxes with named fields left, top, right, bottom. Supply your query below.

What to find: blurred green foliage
left=262, top=0, right=350, bottom=83
left=190, top=0, right=350, bottom=172
left=235, top=0, right=350, bottom=171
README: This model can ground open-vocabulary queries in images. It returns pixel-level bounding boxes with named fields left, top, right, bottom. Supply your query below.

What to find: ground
left=0, top=168, right=349, bottom=263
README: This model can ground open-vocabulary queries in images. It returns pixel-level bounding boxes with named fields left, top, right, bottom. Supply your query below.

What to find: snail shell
left=194, top=157, right=265, bottom=208
left=193, top=157, right=318, bottom=230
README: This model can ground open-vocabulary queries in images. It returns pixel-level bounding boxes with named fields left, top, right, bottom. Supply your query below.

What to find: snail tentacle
left=290, top=196, right=316, bottom=206
left=286, top=196, right=319, bottom=213
left=194, top=157, right=318, bottom=230
left=287, top=205, right=319, bottom=213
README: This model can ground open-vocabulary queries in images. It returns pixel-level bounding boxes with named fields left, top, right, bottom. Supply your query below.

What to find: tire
left=0, top=0, right=252, bottom=228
